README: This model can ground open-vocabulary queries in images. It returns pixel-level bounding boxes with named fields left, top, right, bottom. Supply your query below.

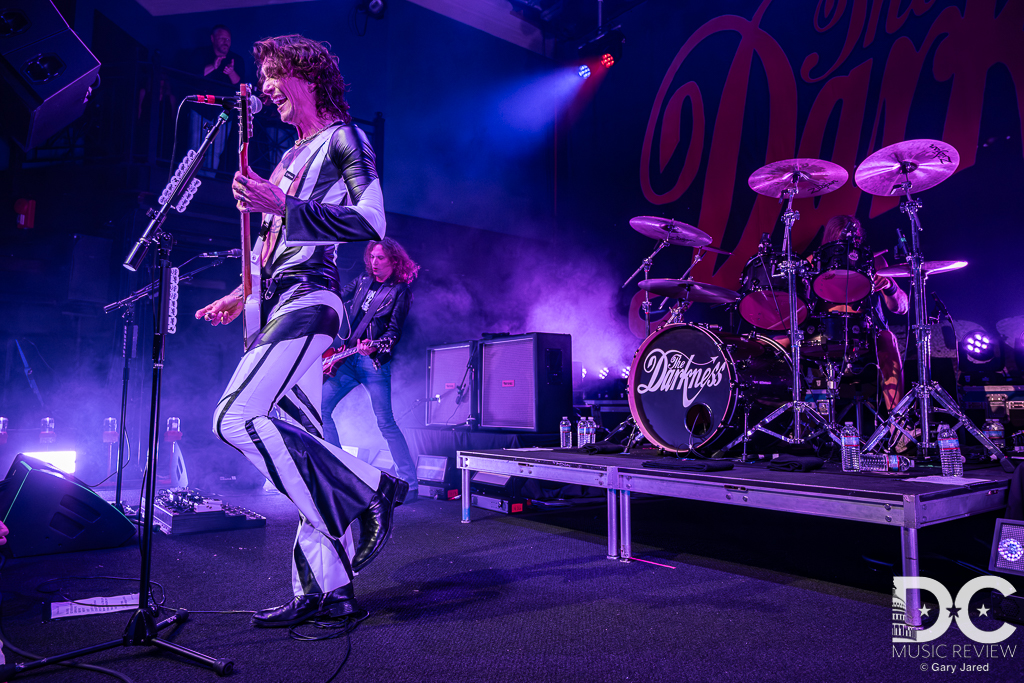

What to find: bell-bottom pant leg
left=213, top=289, right=383, bottom=596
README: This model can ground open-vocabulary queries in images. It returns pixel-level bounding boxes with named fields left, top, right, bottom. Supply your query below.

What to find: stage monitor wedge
left=0, top=455, right=136, bottom=558
left=479, top=333, right=572, bottom=433
left=0, top=1, right=101, bottom=150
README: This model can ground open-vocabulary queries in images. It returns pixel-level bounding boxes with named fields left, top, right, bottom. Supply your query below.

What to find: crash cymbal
left=639, top=279, right=741, bottom=304
left=747, top=158, right=849, bottom=198
left=629, top=216, right=712, bottom=248
left=876, top=260, right=967, bottom=278
left=854, top=139, right=960, bottom=196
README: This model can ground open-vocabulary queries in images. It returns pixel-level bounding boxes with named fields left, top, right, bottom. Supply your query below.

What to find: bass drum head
left=627, top=324, right=736, bottom=453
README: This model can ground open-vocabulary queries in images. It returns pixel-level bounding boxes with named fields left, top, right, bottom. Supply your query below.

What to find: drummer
left=816, top=214, right=908, bottom=412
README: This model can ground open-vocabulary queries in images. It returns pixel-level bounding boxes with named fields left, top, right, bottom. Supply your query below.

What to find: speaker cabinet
left=0, top=455, right=136, bottom=557
left=479, top=333, right=571, bottom=433
left=426, top=341, right=475, bottom=427
left=0, top=1, right=101, bottom=150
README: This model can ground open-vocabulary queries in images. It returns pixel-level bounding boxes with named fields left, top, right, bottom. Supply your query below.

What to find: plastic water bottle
left=860, top=453, right=912, bottom=473
left=937, top=425, right=963, bottom=477
left=577, top=419, right=586, bottom=448
left=983, top=419, right=1005, bottom=451
left=559, top=417, right=572, bottom=448
left=840, top=422, right=861, bottom=472
left=586, top=417, right=597, bottom=445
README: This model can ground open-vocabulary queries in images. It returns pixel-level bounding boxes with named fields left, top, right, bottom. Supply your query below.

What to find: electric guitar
left=322, top=338, right=394, bottom=376
left=238, top=83, right=261, bottom=350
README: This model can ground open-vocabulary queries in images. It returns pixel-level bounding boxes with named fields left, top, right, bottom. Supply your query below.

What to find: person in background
left=322, top=238, right=419, bottom=503
left=190, top=25, right=245, bottom=174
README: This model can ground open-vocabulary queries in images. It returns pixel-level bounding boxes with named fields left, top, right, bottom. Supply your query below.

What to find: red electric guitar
left=322, top=338, right=394, bottom=376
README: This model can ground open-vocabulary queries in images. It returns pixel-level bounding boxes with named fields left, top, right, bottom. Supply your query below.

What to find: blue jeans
left=322, top=355, right=417, bottom=489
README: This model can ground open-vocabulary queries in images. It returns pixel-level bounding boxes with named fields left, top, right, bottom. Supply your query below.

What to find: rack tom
left=812, top=240, right=874, bottom=304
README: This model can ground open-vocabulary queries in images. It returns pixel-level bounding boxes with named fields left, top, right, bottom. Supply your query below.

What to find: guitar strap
left=345, top=282, right=396, bottom=345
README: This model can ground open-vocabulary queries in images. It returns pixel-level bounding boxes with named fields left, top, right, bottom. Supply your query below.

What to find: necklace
left=294, top=121, right=337, bottom=148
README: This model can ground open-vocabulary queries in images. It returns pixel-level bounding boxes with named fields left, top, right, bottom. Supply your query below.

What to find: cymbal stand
left=726, top=185, right=838, bottom=450
left=622, top=238, right=670, bottom=337
left=861, top=176, right=1003, bottom=459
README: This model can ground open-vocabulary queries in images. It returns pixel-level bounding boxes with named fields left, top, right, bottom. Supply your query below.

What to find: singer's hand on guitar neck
left=195, top=289, right=244, bottom=326
left=233, top=166, right=286, bottom=216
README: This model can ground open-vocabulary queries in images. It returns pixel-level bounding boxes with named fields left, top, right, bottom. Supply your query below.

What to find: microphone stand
left=0, top=107, right=235, bottom=681
left=102, top=258, right=226, bottom=511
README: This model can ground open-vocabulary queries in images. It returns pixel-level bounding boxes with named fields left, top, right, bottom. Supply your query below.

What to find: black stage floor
left=0, top=475, right=1019, bottom=683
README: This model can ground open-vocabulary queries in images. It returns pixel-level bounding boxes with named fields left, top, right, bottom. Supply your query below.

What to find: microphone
left=187, top=94, right=263, bottom=114
left=199, top=249, right=242, bottom=258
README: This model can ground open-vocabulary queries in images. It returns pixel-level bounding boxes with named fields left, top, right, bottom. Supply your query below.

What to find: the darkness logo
left=636, top=348, right=728, bottom=408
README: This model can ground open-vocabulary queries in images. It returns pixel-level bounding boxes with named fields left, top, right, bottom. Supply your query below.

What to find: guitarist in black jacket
left=322, top=237, right=419, bottom=501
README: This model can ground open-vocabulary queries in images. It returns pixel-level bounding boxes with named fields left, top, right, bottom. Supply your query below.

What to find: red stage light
left=600, top=53, right=615, bottom=68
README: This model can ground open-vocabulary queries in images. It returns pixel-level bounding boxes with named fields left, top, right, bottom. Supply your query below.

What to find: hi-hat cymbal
left=854, top=139, right=960, bottom=196
left=639, top=279, right=741, bottom=304
left=876, top=260, right=967, bottom=278
left=630, top=216, right=712, bottom=248
left=747, top=158, right=849, bottom=198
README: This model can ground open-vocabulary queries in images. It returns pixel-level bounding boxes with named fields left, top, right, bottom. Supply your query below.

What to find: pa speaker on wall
left=0, top=455, right=136, bottom=558
left=0, top=1, right=101, bottom=150
left=426, top=341, right=476, bottom=427
left=480, top=333, right=572, bottom=433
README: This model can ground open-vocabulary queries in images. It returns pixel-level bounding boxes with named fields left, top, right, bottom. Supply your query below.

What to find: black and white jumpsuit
left=213, top=122, right=386, bottom=597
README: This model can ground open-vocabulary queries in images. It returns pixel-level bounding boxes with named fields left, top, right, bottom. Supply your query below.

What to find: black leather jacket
left=338, top=273, right=411, bottom=366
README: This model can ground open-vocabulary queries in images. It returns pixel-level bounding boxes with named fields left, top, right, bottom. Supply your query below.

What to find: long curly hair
left=365, top=238, right=420, bottom=284
left=252, top=35, right=351, bottom=124
left=822, top=214, right=864, bottom=244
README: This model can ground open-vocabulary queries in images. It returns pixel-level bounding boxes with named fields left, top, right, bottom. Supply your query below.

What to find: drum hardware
left=853, top=139, right=1002, bottom=459
left=622, top=218, right=712, bottom=337
left=728, top=159, right=850, bottom=449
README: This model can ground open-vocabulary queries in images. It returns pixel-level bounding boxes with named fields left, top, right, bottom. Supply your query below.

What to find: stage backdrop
left=556, top=0, right=1023, bottom=354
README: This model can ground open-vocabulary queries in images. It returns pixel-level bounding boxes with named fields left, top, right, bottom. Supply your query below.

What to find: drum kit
left=623, top=139, right=1001, bottom=459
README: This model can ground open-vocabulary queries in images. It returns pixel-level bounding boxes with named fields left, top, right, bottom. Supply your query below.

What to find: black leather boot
left=251, top=585, right=359, bottom=628
left=352, top=473, right=409, bottom=572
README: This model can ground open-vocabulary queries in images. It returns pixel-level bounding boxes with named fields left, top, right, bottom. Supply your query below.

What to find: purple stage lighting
left=962, top=330, right=996, bottom=363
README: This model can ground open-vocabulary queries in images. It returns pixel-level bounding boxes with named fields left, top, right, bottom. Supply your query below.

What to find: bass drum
left=627, top=323, right=793, bottom=454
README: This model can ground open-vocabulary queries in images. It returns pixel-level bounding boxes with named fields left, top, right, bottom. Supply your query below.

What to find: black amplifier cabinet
left=479, top=333, right=572, bottom=433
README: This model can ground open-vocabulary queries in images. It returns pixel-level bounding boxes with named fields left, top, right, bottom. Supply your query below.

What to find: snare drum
left=812, top=240, right=874, bottom=304
left=628, top=323, right=794, bottom=453
left=738, top=250, right=809, bottom=330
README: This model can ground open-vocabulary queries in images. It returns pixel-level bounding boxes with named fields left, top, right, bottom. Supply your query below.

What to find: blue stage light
left=578, top=65, right=591, bottom=79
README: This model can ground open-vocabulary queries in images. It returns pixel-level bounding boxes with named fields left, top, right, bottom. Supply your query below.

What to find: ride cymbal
left=854, top=139, right=960, bottom=197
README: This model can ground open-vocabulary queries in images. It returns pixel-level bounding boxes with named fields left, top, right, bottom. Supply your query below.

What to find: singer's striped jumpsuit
left=213, top=122, right=386, bottom=597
